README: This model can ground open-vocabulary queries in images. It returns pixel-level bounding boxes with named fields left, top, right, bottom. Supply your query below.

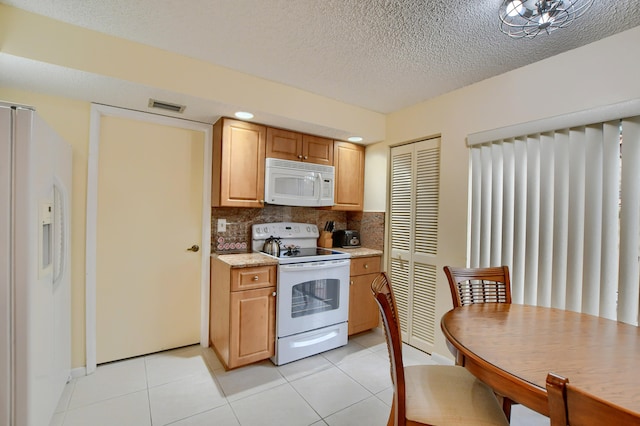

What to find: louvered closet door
left=389, top=138, right=440, bottom=353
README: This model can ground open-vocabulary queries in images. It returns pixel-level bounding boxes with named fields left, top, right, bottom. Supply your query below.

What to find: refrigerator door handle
left=52, top=182, right=66, bottom=286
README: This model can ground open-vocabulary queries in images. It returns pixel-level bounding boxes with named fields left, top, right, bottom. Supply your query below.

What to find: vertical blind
left=469, top=110, right=640, bottom=326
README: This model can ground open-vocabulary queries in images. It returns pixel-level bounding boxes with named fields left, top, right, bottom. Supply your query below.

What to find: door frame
left=85, top=104, right=212, bottom=374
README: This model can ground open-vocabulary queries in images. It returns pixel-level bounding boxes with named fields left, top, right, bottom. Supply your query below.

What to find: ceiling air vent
left=148, top=98, right=186, bottom=113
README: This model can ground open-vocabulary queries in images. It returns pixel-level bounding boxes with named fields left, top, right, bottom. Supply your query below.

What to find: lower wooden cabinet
left=348, top=255, right=382, bottom=335
left=229, top=287, right=275, bottom=367
left=210, top=257, right=276, bottom=369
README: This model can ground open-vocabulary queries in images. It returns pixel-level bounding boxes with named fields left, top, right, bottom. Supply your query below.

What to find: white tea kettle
left=262, top=236, right=281, bottom=257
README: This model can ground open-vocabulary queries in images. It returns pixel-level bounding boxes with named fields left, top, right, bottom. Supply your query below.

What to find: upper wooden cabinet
left=303, top=134, right=334, bottom=165
left=266, top=127, right=333, bottom=166
left=212, top=118, right=266, bottom=208
left=332, top=141, right=365, bottom=211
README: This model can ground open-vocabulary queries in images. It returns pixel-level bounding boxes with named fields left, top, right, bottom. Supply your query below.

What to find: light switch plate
left=217, top=218, right=226, bottom=232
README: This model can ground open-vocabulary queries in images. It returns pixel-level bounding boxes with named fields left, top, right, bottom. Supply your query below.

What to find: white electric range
left=251, top=222, right=351, bottom=365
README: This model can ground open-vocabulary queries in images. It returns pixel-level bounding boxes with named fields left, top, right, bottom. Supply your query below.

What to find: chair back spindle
left=443, top=266, right=512, bottom=308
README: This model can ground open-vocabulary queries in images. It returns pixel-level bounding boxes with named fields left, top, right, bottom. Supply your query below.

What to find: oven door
left=276, top=259, right=350, bottom=337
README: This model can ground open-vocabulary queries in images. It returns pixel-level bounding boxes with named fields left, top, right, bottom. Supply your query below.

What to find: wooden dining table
left=441, top=303, right=640, bottom=417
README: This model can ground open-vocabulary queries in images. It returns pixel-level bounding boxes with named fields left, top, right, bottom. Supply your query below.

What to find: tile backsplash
left=211, top=206, right=385, bottom=253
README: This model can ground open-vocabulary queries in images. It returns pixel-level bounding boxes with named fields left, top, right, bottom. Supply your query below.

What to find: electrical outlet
left=217, top=218, right=227, bottom=232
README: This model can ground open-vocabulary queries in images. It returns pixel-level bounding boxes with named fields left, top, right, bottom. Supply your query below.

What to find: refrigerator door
left=51, top=118, right=72, bottom=411
left=2, top=104, right=72, bottom=426
left=0, top=105, right=13, bottom=426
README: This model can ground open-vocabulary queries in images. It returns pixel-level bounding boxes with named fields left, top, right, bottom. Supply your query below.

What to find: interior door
left=96, top=115, right=204, bottom=364
left=388, top=138, right=441, bottom=354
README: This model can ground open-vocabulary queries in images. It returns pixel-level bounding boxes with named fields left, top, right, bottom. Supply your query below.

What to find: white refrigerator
left=1, top=102, right=72, bottom=426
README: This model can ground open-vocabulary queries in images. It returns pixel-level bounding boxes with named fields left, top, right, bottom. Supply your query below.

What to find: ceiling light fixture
left=499, top=0, right=594, bottom=39
left=347, top=136, right=363, bottom=143
left=234, top=111, right=254, bottom=120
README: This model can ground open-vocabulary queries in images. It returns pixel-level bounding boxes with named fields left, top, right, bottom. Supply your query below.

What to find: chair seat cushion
left=404, top=365, right=509, bottom=426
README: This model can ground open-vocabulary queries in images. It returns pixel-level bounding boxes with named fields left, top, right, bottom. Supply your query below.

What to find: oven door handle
left=291, top=330, right=339, bottom=348
left=279, top=260, right=349, bottom=271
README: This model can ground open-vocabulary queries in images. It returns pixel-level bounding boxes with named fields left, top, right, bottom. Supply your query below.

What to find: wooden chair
left=443, top=265, right=514, bottom=420
left=443, top=265, right=512, bottom=308
left=546, top=372, right=640, bottom=425
left=370, top=272, right=509, bottom=426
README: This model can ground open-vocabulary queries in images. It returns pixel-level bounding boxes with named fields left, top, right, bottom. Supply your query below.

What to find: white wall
left=366, top=25, right=640, bottom=359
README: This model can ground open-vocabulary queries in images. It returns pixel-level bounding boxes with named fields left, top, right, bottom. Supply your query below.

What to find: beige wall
left=366, top=25, right=640, bottom=359
left=0, top=4, right=385, bottom=143
left=0, top=87, right=91, bottom=368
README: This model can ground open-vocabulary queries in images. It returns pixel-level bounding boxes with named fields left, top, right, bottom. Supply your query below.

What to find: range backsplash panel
left=211, top=206, right=384, bottom=253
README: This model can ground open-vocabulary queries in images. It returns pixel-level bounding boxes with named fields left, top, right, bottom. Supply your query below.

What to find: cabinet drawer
left=231, top=265, right=276, bottom=291
left=350, top=256, right=381, bottom=276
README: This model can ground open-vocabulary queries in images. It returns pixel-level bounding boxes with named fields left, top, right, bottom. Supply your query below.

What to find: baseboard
left=70, top=367, right=87, bottom=378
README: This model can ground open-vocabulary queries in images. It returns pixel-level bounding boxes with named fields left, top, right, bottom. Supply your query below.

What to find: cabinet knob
left=350, top=280, right=354, bottom=285
left=364, top=264, right=368, bottom=269
left=298, top=154, right=303, bottom=159
left=303, top=155, right=308, bottom=160
left=253, top=276, right=259, bottom=281
left=272, top=291, right=277, bottom=297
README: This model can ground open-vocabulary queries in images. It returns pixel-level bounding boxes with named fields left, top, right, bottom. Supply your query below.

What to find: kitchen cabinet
left=266, top=127, right=334, bottom=166
left=212, top=118, right=266, bottom=208
left=332, top=141, right=365, bottom=211
left=348, top=255, right=381, bottom=335
left=210, top=257, right=276, bottom=369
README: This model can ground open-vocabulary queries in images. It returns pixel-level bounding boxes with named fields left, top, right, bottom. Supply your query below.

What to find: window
left=468, top=100, right=640, bottom=325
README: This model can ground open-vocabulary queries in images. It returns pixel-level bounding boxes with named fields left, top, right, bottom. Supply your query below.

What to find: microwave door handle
left=316, top=172, right=322, bottom=201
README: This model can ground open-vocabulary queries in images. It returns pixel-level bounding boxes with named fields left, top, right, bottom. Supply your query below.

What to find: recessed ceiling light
left=234, top=111, right=254, bottom=120
left=347, top=136, right=363, bottom=143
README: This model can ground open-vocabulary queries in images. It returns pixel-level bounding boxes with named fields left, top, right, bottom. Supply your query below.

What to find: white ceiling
left=2, top=0, right=640, bottom=139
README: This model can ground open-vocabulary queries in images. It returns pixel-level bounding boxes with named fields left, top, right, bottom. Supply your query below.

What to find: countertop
left=212, top=247, right=383, bottom=267
left=334, top=247, right=383, bottom=258
left=213, top=252, right=279, bottom=267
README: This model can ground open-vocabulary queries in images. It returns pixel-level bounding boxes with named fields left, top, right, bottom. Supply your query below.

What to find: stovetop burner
left=252, top=222, right=351, bottom=264
left=282, top=245, right=300, bottom=256
left=278, top=247, right=342, bottom=258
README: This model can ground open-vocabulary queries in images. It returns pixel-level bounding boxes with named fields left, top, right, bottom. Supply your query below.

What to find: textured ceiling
left=2, top=1, right=640, bottom=120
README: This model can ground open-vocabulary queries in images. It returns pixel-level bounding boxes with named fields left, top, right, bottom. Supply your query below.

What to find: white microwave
left=264, top=158, right=334, bottom=207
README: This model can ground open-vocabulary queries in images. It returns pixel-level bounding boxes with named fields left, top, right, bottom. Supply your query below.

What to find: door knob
left=187, top=244, right=200, bottom=252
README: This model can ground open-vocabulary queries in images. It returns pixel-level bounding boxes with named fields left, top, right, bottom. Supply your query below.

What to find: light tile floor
left=50, top=330, right=549, bottom=425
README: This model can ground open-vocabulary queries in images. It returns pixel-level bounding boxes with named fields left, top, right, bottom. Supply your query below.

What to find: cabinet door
left=333, top=141, right=364, bottom=211
left=303, top=135, right=334, bottom=165
left=266, top=127, right=303, bottom=162
left=229, top=287, right=276, bottom=368
left=212, top=118, right=266, bottom=208
left=348, top=273, right=380, bottom=335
